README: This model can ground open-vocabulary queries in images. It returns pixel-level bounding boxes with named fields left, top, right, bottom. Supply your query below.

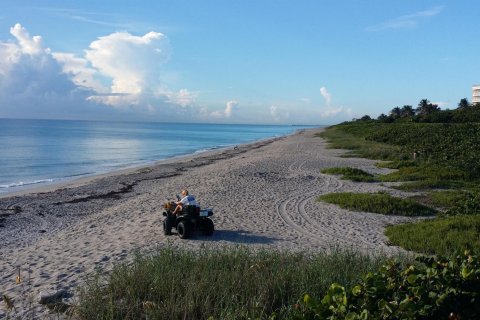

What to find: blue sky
left=0, top=1, right=478, bottom=125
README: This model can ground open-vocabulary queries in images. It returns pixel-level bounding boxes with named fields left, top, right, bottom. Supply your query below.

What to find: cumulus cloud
left=269, top=105, right=291, bottom=122
left=225, top=100, right=238, bottom=118
left=319, top=87, right=331, bottom=106
left=85, top=31, right=169, bottom=102
left=52, top=52, right=105, bottom=92
left=0, top=23, right=199, bottom=120
left=318, top=86, right=352, bottom=119
left=9, top=23, right=45, bottom=55
left=0, top=23, right=99, bottom=119
left=210, top=100, right=239, bottom=119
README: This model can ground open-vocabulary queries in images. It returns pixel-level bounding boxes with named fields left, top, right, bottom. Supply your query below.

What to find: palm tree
left=416, top=99, right=439, bottom=115
left=400, top=105, right=415, bottom=118
left=458, top=98, right=470, bottom=109
left=390, top=106, right=402, bottom=119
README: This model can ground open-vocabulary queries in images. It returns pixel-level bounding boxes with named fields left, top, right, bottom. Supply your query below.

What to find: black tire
left=176, top=221, right=190, bottom=239
left=163, top=218, right=172, bottom=235
left=201, top=218, right=214, bottom=236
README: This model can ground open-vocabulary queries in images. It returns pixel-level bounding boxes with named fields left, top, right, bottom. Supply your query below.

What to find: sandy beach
left=0, top=128, right=419, bottom=317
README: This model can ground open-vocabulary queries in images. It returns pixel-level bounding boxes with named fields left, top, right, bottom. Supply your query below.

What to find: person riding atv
left=172, top=190, right=197, bottom=215
left=162, top=190, right=214, bottom=239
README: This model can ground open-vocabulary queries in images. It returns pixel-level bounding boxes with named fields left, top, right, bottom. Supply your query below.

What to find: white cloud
left=52, top=52, right=106, bottom=93
left=318, top=86, right=352, bottom=119
left=269, top=105, right=291, bottom=122
left=366, top=6, right=443, bottom=31
left=225, top=100, right=238, bottom=118
left=319, top=86, right=331, bottom=106
left=0, top=23, right=201, bottom=121
left=209, top=100, right=239, bottom=119
left=84, top=31, right=170, bottom=106
left=0, top=23, right=99, bottom=119
left=9, top=23, right=45, bottom=55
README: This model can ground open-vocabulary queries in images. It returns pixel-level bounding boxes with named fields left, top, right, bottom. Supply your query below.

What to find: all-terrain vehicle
left=162, top=197, right=214, bottom=239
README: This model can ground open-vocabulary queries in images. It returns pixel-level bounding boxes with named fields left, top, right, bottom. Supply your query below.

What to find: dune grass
left=316, top=126, right=402, bottom=160
left=76, top=246, right=397, bottom=320
left=385, top=215, right=480, bottom=256
left=318, top=192, right=437, bottom=216
left=321, top=167, right=376, bottom=182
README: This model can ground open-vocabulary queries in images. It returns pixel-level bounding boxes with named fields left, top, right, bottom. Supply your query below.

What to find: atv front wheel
left=163, top=219, right=172, bottom=235
left=176, top=221, right=190, bottom=239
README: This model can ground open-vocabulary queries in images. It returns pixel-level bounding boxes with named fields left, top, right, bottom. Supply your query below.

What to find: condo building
left=473, top=84, right=480, bottom=104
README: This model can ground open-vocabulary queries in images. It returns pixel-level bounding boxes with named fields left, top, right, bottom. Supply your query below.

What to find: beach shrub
left=291, top=252, right=480, bottom=320
left=429, top=190, right=473, bottom=209
left=385, top=215, right=480, bottom=256
left=376, top=159, right=417, bottom=169
left=365, top=123, right=480, bottom=180
left=320, top=122, right=480, bottom=182
left=316, top=126, right=402, bottom=160
left=393, top=179, right=467, bottom=191
left=444, top=192, right=480, bottom=216
left=321, top=167, right=376, bottom=182
left=318, top=192, right=437, bottom=216
left=76, top=246, right=391, bottom=320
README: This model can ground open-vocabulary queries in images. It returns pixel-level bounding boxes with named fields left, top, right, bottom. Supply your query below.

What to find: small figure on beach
left=172, top=189, right=198, bottom=215
left=162, top=189, right=214, bottom=239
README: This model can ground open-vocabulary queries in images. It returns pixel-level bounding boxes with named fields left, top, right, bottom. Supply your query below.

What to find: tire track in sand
left=276, top=132, right=379, bottom=248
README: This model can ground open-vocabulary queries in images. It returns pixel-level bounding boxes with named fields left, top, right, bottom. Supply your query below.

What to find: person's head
left=181, top=189, right=189, bottom=196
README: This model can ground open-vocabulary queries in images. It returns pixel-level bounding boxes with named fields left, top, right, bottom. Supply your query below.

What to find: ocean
left=0, top=119, right=317, bottom=195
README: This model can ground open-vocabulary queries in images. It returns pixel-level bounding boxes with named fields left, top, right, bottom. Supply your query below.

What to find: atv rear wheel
left=176, top=221, right=190, bottom=239
left=201, top=218, right=214, bottom=236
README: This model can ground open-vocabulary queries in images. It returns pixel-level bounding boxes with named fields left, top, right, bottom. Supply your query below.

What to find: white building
left=473, top=84, right=480, bottom=104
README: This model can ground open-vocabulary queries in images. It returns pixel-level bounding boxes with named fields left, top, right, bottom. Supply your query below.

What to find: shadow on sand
left=189, top=229, right=279, bottom=245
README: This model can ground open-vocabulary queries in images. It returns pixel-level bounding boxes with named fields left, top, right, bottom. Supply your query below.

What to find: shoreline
left=0, top=129, right=302, bottom=200
left=0, top=127, right=418, bottom=318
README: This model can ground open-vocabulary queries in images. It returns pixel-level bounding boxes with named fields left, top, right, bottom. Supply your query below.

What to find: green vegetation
left=316, top=125, right=402, bottom=160
left=385, top=215, right=480, bottom=255
left=319, top=120, right=480, bottom=188
left=316, top=99, right=480, bottom=264
left=410, top=190, right=480, bottom=216
left=320, top=167, right=376, bottom=182
left=293, top=252, right=480, bottom=320
left=76, top=246, right=393, bottom=320
left=318, top=192, right=437, bottom=217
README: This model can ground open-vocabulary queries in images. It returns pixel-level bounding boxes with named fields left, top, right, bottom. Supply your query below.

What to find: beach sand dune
left=0, top=128, right=417, bottom=317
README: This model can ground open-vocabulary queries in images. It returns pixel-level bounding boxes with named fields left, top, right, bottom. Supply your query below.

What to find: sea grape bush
left=291, top=251, right=480, bottom=320
left=364, top=123, right=480, bottom=179
left=445, top=192, right=480, bottom=216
